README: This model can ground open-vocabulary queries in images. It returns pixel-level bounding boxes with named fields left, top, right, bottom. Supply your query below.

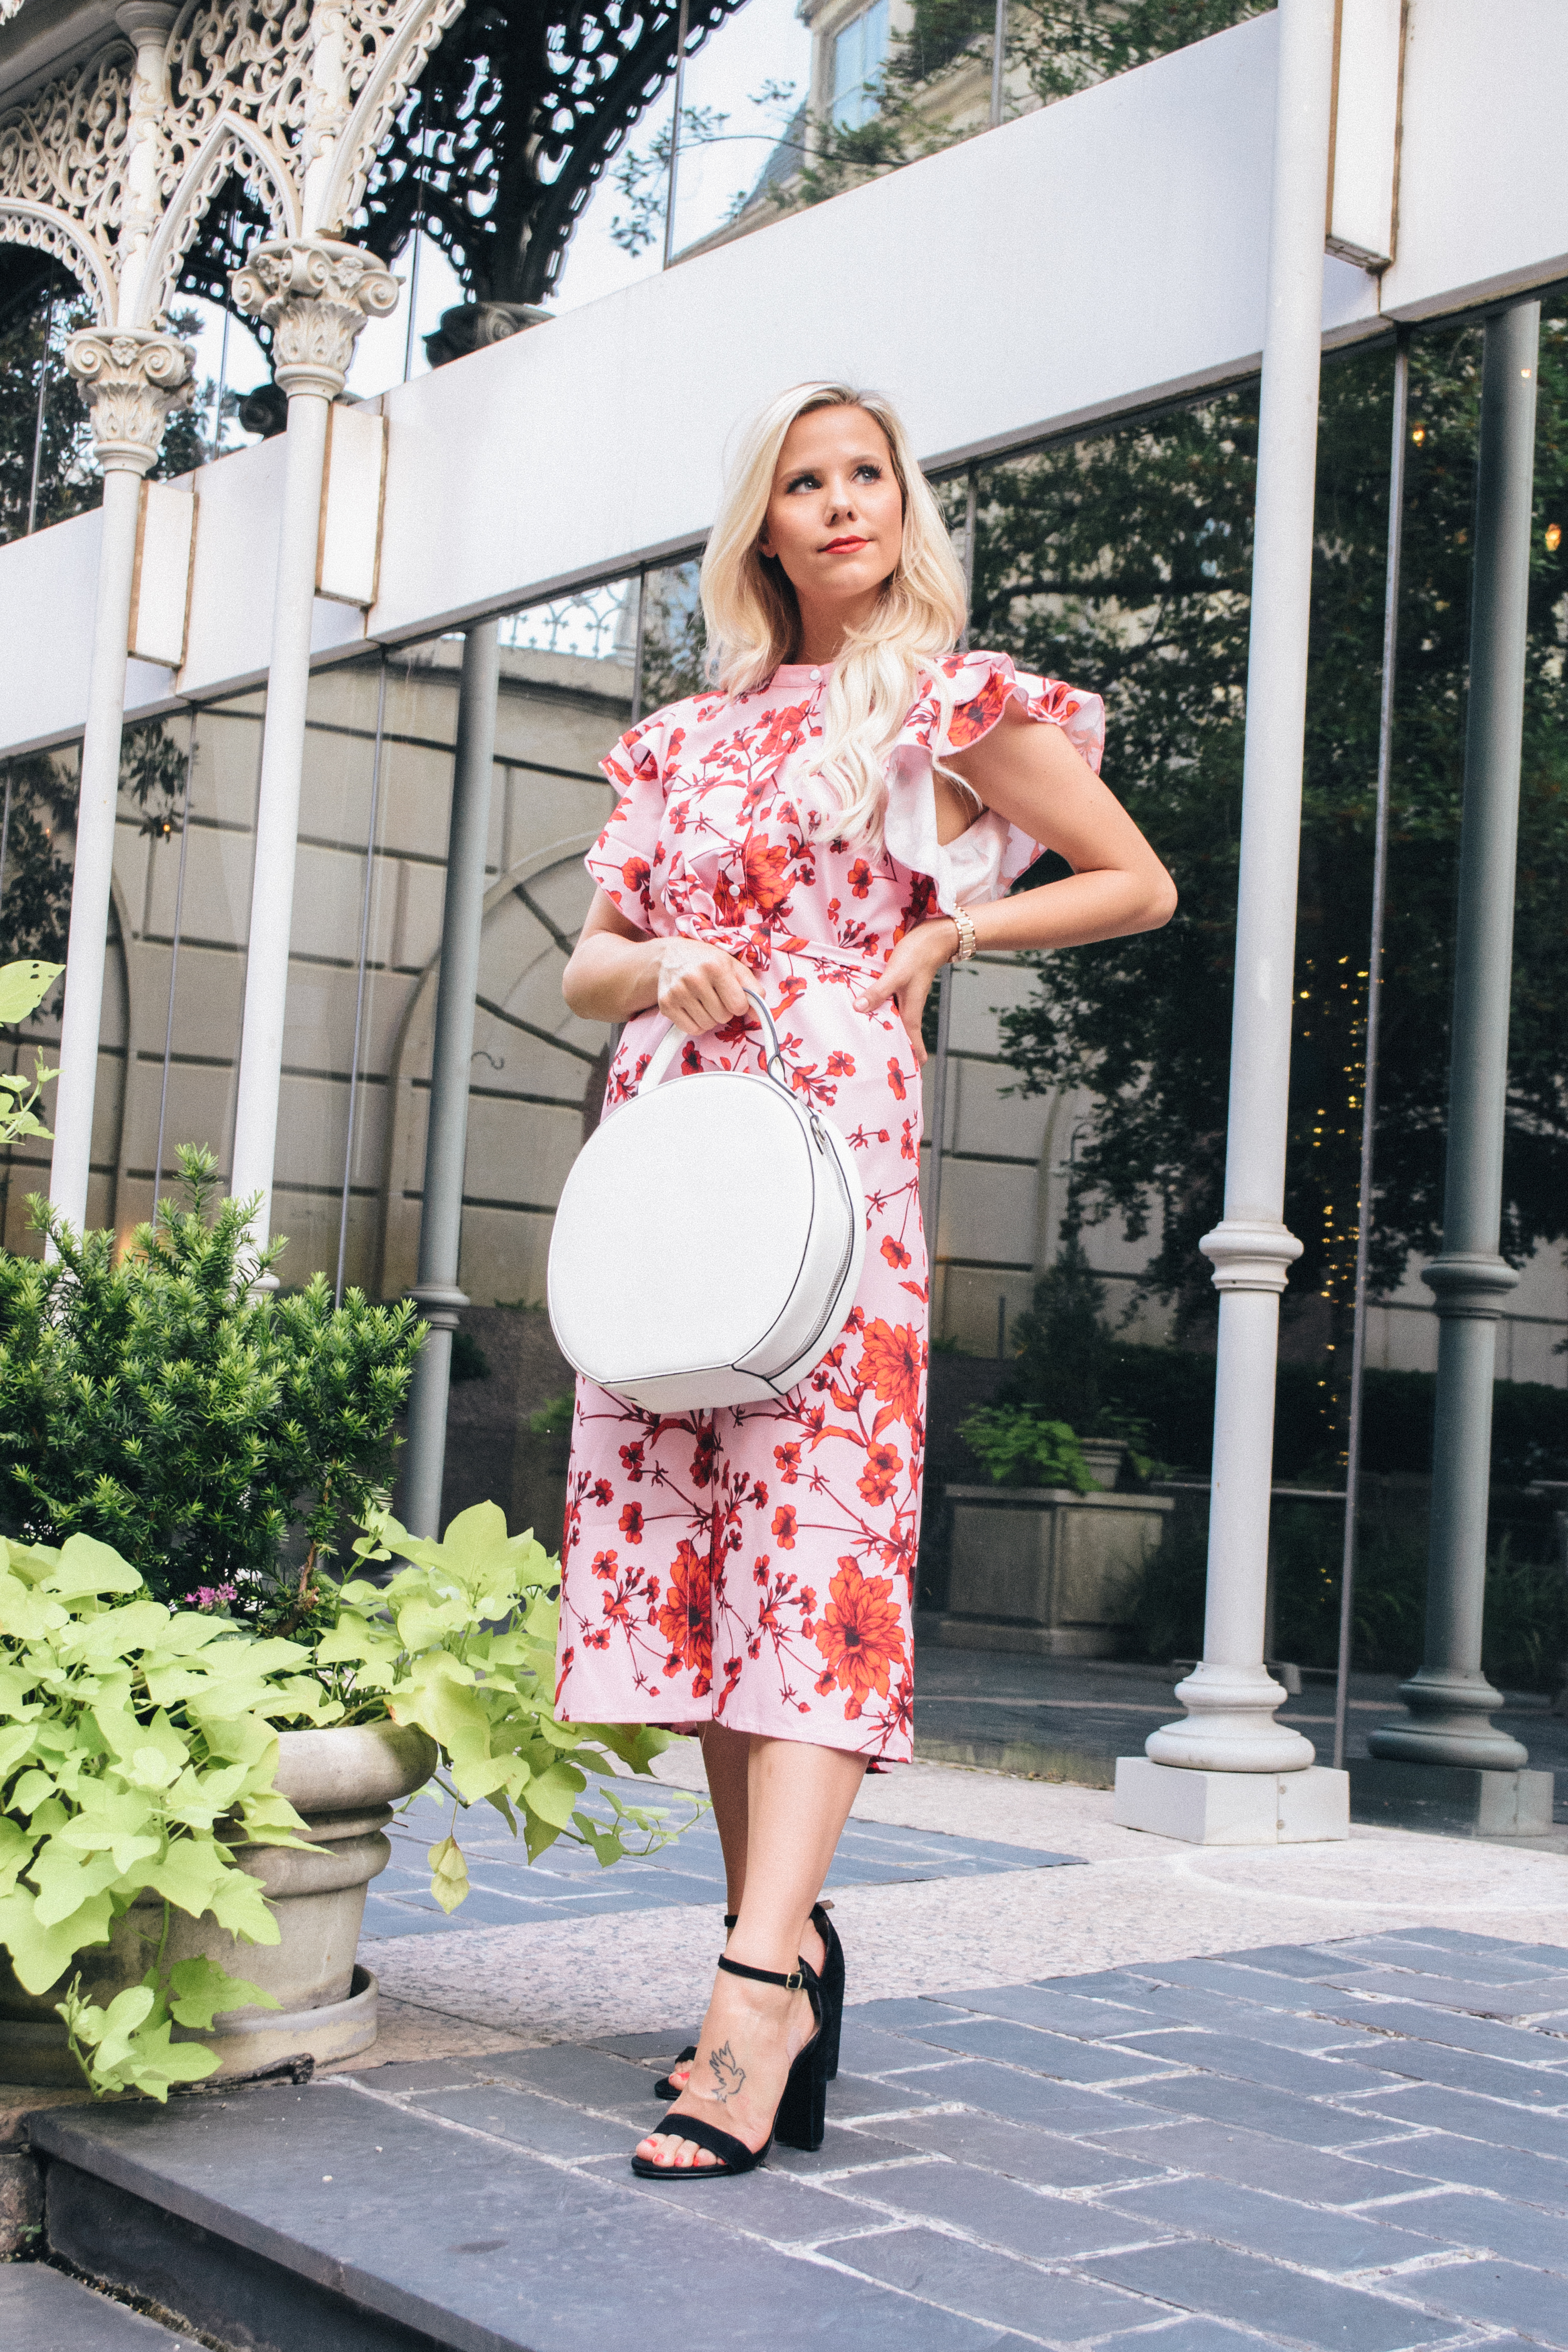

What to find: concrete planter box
left=0, top=1719, right=436, bottom=2086
left=937, top=1483, right=1173, bottom=1657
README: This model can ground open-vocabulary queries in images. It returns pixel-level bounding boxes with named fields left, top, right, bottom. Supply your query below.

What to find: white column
left=227, top=240, right=397, bottom=1244
left=1115, top=0, right=1348, bottom=1845
left=48, top=328, right=193, bottom=1237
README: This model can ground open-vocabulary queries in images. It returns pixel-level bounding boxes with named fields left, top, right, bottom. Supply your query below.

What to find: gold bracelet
left=949, top=908, right=977, bottom=963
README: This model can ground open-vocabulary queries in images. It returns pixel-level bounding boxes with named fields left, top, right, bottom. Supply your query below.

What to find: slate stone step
left=26, top=2079, right=1016, bottom=2352
left=0, top=2263, right=203, bottom=2348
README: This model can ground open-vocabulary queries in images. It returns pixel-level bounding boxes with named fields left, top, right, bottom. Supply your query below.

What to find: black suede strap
left=717, top=1953, right=811, bottom=1992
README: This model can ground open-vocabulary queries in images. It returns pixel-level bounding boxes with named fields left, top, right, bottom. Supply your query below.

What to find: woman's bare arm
left=562, top=890, right=751, bottom=1035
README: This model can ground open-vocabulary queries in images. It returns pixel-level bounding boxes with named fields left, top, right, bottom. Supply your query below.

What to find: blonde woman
left=558, top=383, right=1175, bottom=2178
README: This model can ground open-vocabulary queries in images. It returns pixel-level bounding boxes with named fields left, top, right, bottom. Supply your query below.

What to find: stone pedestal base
left=1114, top=1757, right=1350, bottom=1845
left=1348, top=1758, right=1555, bottom=1837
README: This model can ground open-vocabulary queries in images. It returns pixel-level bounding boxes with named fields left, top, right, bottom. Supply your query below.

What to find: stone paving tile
left=1040, top=2121, right=1432, bottom=2210
left=0, top=2265, right=204, bottom=2348
left=871, top=2110, right=1169, bottom=2191
left=889, top=2017, right=1188, bottom=2085
left=1090, top=2177, right=1461, bottom=2276
left=1204, top=1946, right=1374, bottom=1983
left=1321, top=1970, right=1568, bottom=2018
left=414, top=2082, right=634, bottom=2160
left=1054, top=1986, right=1386, bottom=2056
left=479, top=2043, right=659, bottom=2115
left=936, top=1986, right=1167, bottom=2041
left=1093, top=2321, right=1282, bottom=2352
left=1370, top=2186, right=1568, bottom=2271
left=621, top=2162, right=887, bottom=2243
left=1354, top=2128, right=1568, bottom=2210
left=1079, top=2243, right=1450, bottom=2352
left=1355, top=2035, right=1568, bottom=2104
left=1404, top=2256, right=1568, bottom=2347
left=818, top=2071, right=947, bottom=2121
left=1349, top=2080, right=1568, bottom=2159
left=879, top=2062, right=1169, bottom=2137
left=839, top=2019, right=975, bottom=2073
left=768, top=2124, right=933, bottom=2175
left=848, top=2160, right=1155, bottom=2261
left=1104, top=2032, right=1401, bottom=2101
left=1100, top=2072, right=1410, bottom=2148
left=819, top=2226, right=1167, bottom=2344
left=1310, top=1995, right=1568, bottom=2065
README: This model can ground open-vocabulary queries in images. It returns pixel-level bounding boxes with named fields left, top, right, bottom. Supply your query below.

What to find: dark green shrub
left=0, top=1147, right=422, bottom=1608
left=955, top=1402, right=1095, bottom=1492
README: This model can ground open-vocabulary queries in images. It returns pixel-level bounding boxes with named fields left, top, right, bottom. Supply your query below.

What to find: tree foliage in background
left=990, top=320, right=1568, bottom=1351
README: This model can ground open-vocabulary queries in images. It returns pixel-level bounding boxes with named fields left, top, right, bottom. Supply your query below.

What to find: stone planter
left=937, top=1483, right=1173, bottom=1657
left=1079, top=1438, right=1128, bottom=1491
left=0, top=1719, right=436, bottom=2086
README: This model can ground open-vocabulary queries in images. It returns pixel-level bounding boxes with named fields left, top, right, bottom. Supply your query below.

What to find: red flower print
left=813, top=1559, right=907, bottom=1714
left=742, top=832, right=795, bottom=915
left=858, top=1319, right=924, bottom=1429
left=656, top=1538, right=712, bottom=1686
left=619, top=1502, right=644, bottom=1544
left=880, top=1235, right=912, bottom=1270
left=772, top=1504, right=798, bottom=1549
left=774, top=1442, right=801, bottom=1483
left=848, top=860, right=873, bottom=899
left=590, top=1479, right=612, bottom=1507
left=900, top=1117, right=918, bottom=1162
left=827, top=1050, right=855, bottom=1077
left=886, top=1059, right=906, bottom=1102
left=857, top=1441, right=903, bottom=1507
left=691, top=1426, right=718, bottom=1487
left=591, top=1549, right=619, bottom=1579
left=619, top=1441, right=646, bottom=1481
left=622, top=855, right=651, bottom=896
left=680, top=1040, right=702, bottom=1074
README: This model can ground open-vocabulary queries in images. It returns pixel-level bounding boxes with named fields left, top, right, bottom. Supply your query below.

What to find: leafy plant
left=2, top=1504, right=681, bottom=2096
left=0, top=1530, right=334, bottom=2099
left=318, top=1503, right=676, bottom=1912
left=0, top=1147, right=423, bottom=1609
left=0, top=960, right=60, bottom=1146
left=957, top=1402, right=1095, bottom=1493
left=527, top=1392, right=575, bottom=1438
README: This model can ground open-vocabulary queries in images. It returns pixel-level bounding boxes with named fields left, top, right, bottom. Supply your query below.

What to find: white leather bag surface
left=547, top=993, right=867, bottom=1413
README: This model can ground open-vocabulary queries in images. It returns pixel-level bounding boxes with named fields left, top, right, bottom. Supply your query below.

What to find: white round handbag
left=547, top=992, right=867, bottom=1413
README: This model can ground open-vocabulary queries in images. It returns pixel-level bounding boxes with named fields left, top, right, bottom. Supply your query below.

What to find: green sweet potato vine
left=0, top=1530, right=329, bottom=2099
left=1, top=1506, right=679, bottom=2098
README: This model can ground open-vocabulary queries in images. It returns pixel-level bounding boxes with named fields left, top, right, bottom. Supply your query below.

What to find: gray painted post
left=1367, top=302, right=1540, bottom=1775
left=399, top=622, right=501, bottom=1538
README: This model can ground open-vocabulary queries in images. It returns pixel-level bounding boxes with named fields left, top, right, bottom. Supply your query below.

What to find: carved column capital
left=231, top=238, right=400, bottom=400
left=64, top=328, right=194, bottom=475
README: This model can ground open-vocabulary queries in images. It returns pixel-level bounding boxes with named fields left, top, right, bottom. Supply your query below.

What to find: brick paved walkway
left=29, top=1924, right=1568, bottom=2348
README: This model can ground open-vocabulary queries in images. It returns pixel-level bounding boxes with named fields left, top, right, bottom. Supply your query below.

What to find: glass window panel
left=639, top=560, right=708, bottom=712
left=0, top=734, right=75, bottom=1246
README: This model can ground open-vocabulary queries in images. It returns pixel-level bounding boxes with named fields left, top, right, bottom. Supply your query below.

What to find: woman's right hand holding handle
left=655, top=937, right=751, bottom=1037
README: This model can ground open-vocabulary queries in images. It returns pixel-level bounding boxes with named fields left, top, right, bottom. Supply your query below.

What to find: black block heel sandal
left=653, top=1913, right=736, bottom=2098
left=631, top=1953, right=827, bottom=2178
left=811, top=1901, right=844, bottom=2081
left=657, top=1905, right=842, bottom=2097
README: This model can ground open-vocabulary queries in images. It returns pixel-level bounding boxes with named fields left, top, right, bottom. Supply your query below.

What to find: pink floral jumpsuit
left=554, top=652, right=1105, bottom=1765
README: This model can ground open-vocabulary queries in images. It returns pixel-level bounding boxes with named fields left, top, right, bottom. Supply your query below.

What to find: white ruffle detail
left=881, top=654, right=1105, bottom=914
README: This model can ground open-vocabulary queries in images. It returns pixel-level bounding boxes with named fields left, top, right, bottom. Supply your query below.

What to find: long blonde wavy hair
left=701, top=383, right=969, bottom=847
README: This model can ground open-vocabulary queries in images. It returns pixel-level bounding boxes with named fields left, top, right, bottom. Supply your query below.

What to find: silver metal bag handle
left=635, top=987, right=789, bottom=1096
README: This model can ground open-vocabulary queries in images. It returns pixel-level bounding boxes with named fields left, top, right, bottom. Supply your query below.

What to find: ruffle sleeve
left=584, top=710, right=678, bottom=932
left=882, top=651, right=1106, bottom=913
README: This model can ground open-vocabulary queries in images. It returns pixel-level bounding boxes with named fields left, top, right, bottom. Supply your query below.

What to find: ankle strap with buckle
left=717, top=1953, right=815, bottom=1992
